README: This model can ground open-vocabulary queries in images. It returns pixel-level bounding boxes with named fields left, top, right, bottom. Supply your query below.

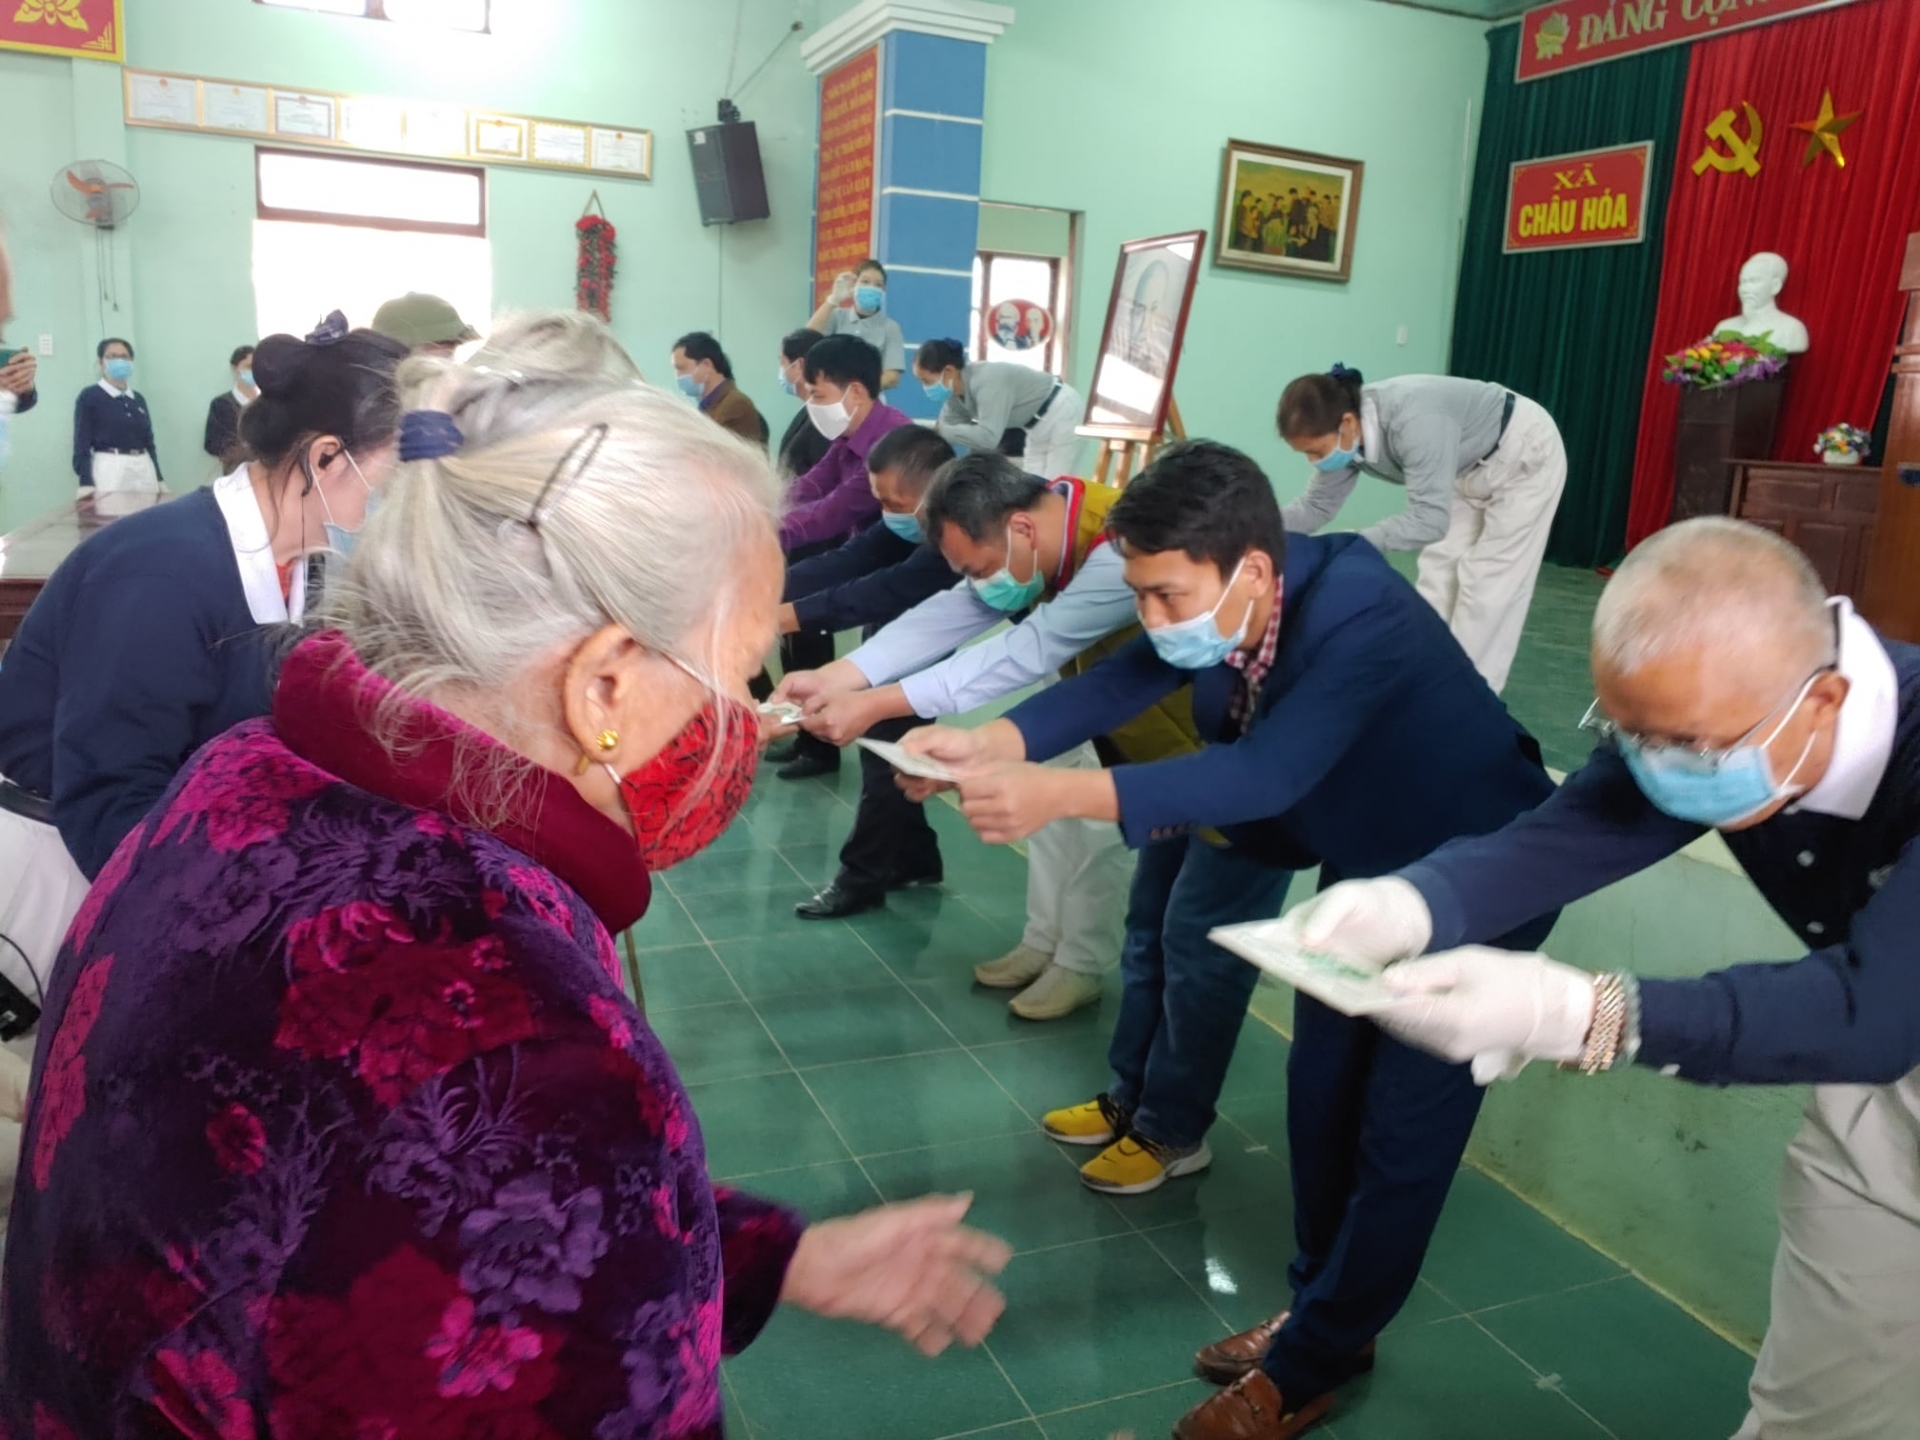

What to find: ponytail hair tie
left=1328, top=362, right=1360, bottom=383
left=398, top=409, right=465, bottom=462
left=305, top=311, right=350, bottom=346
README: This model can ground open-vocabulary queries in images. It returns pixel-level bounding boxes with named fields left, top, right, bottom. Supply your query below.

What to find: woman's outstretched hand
left=781, top=1194, right=1013, bottom=1356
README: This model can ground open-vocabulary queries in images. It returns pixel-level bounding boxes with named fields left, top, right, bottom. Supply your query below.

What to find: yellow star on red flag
left=1789, top=90, right=1862, bottom=169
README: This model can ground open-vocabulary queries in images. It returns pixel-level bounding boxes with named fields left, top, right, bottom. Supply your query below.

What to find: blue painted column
left=804, top=1, right=1013, bottom=421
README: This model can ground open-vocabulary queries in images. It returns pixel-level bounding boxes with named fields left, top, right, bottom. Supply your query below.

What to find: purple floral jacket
left=2, top=632, right=803, bottom=1440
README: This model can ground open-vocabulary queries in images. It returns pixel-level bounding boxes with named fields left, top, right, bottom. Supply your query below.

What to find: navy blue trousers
left=1262, top=906, right=1557, bottom=1406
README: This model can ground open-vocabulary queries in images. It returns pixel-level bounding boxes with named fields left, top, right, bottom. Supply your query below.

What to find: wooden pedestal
left=1670, top=377, right=1785, bottom=524
left=1861, top=233, right=1920, bottom=641
left=1730, top=460, right=1879, bottom=600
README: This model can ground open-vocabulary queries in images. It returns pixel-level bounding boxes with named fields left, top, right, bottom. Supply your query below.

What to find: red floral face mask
left=606, top=698, right=759, bottom=871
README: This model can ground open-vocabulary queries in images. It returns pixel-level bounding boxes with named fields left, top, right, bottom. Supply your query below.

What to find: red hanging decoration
left=576, top=191, right=617, bottom=322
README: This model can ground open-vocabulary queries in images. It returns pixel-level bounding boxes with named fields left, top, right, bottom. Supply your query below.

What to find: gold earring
left=597, top=729, right=620, bottom=752
left=573, top=752, right=592, bottom=777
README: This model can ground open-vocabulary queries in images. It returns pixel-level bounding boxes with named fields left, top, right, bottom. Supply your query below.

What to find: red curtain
left=1623, top=0, right=1920, bottom=547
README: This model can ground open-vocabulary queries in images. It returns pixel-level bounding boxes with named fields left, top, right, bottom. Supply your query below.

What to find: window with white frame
left=251, top=148, right=492, bottom=342
left=970, top=251, right=1066, bottom=378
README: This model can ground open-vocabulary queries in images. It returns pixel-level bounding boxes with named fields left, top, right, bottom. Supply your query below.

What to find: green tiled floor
left=629, top=566, right=1752, bottom=1440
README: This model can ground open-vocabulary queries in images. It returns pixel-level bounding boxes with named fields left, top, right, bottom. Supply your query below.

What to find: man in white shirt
left=774, top=456, right=1167, bottom=1020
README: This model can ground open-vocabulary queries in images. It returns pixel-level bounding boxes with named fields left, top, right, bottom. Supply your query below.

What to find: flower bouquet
left=1814, top=423, right=1871, bottom=466
left=1660, top=330, right=1788, bottom=390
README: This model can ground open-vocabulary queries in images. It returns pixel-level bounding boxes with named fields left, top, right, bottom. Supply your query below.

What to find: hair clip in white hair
left=526, top=422, right=609, bottom=532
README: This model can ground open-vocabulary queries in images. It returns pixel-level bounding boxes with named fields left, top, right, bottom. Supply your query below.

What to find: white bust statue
left=1715, top=251, right=1809, bottom=354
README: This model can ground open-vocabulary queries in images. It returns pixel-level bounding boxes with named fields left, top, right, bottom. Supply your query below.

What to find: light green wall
left=1, top=49, right=92, bottom=530
left=1, top=0, right=829, bottom=530
left=980, top=0, right=1486, bottom=530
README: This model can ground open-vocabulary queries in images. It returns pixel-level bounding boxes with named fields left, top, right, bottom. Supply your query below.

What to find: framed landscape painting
left=1214, top=139, right=1363, bottom=282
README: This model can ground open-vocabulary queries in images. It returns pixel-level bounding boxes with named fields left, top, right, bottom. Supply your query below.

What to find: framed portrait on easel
left=1214, top=139, right=1363, bottom=283
left=1080, top=229, right=1205, bottom=445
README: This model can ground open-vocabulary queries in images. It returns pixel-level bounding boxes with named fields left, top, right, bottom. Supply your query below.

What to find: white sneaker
left=973, top=943, right=1054, bottom=989
left=1009, top=964, right=1103, bottom=1021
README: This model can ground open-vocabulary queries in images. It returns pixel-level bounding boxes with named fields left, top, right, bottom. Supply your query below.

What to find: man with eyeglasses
left=1288, top=516, right=1918, bottom=1440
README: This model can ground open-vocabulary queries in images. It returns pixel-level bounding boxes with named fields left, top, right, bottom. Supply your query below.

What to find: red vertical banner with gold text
left=0, top=0, right=123, bottom=62
left=813, top=45, right=880, bottom=309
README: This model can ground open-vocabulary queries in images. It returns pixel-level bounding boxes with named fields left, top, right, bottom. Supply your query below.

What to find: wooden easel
left=1088, top=398, right=1186, bottom=488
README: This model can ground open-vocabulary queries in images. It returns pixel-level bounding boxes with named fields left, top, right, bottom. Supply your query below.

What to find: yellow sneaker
left=1041, top=1094, right=1130, bottom=1147
left=1078, top=1135, right=1213, bottom=1196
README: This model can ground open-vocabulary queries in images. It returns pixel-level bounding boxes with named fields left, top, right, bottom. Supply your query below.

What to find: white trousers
left=89, top=450, right=159, bottom=492
left=0, top=808, right=87, bottom=1241
left=1019, top=741, right=1132, bottom=977
left=1413, top=396, right=1567, bottom=695
left=1731, top=1074, right=1920, bottom=1440
left=1023, top=383, right=1088, bottom=480
left=89, top=451, right=161, bottom=518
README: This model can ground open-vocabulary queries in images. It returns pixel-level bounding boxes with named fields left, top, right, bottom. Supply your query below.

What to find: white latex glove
left=1377, top=947, right=1597, bottom=1084
left=829, top=270, right=857, bottom=304
left=1276, top=877, right=1433, bottom=976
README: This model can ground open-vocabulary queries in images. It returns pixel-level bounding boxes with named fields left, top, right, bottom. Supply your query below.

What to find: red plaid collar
left=1226, top=597, right=1282, bottom=680
left=1225, top=597, right=1282, bottom=730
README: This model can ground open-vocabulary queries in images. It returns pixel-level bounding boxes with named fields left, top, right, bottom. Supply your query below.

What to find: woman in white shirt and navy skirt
left=71, top=337, right=162, bottom=501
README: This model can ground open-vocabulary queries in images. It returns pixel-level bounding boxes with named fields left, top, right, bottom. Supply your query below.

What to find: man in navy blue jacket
left=905, top=442, right=1557, bottom=1440
left=1300, top=517, right=1920, bottom=1440
left=778, top=424, right=961, bottom=918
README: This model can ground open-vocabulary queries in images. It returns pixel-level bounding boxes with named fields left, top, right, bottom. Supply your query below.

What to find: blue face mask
left=104, top=357, right=134, bottom=384
left=779, top=369, right=798, bottom=398
left=239, top=368, right=255, bottom=389
left=970, top=524, right=1046, bottom=613
left=854, top=284, right=885, bottom=314
left=675, top=372, right=703, bottom=399
left=881, top=508, right=924, bottom=543
left=321, top=452, right=374, bottom=558
left=1144, top=558, right=1251, bottom=670
left=1615, top=677, right=1820, bottom=828
left=922, top=377, right=953, bottom=406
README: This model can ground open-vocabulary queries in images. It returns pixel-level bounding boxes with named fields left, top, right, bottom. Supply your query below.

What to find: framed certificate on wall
left=470, top=114, right=527, bottom=161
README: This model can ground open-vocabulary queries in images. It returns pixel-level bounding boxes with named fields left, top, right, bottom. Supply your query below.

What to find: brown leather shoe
left=1193, top=1311, right=1378, bottom=1386
left=1171, top=1371, right=1332, bottom=1440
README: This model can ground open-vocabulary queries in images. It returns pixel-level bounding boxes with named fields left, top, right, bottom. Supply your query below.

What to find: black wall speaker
left=688, top=121, right=770, bottom=225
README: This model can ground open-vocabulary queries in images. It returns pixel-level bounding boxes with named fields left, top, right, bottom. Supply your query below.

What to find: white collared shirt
left=232, top=386, right=253, bottom=408
left=1789, top=597, right=1896, bottom=821
left=96, top=378, right=131, bottom=400
left=211, top=464, right=307, bottom=624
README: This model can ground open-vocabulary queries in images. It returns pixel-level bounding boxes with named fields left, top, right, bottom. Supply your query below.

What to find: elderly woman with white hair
left=2, top=313, right=1010, bottom=1438
left=1274, top=516, right=1920, bottom=1439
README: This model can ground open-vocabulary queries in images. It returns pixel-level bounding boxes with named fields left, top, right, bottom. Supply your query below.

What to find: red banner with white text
left=0, top=0, right=122, bottom=62
left=812, top=46, right=880, bottom=309
left=1505, top=142, right=1654, bottom=252
left=1517, top=0, right=1871, bottom=82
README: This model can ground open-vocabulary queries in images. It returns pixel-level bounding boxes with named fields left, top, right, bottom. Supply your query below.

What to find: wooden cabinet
left=1861, top=232, right=1920, bottom=641
left=1730, top=460, right=1879, bottom=600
